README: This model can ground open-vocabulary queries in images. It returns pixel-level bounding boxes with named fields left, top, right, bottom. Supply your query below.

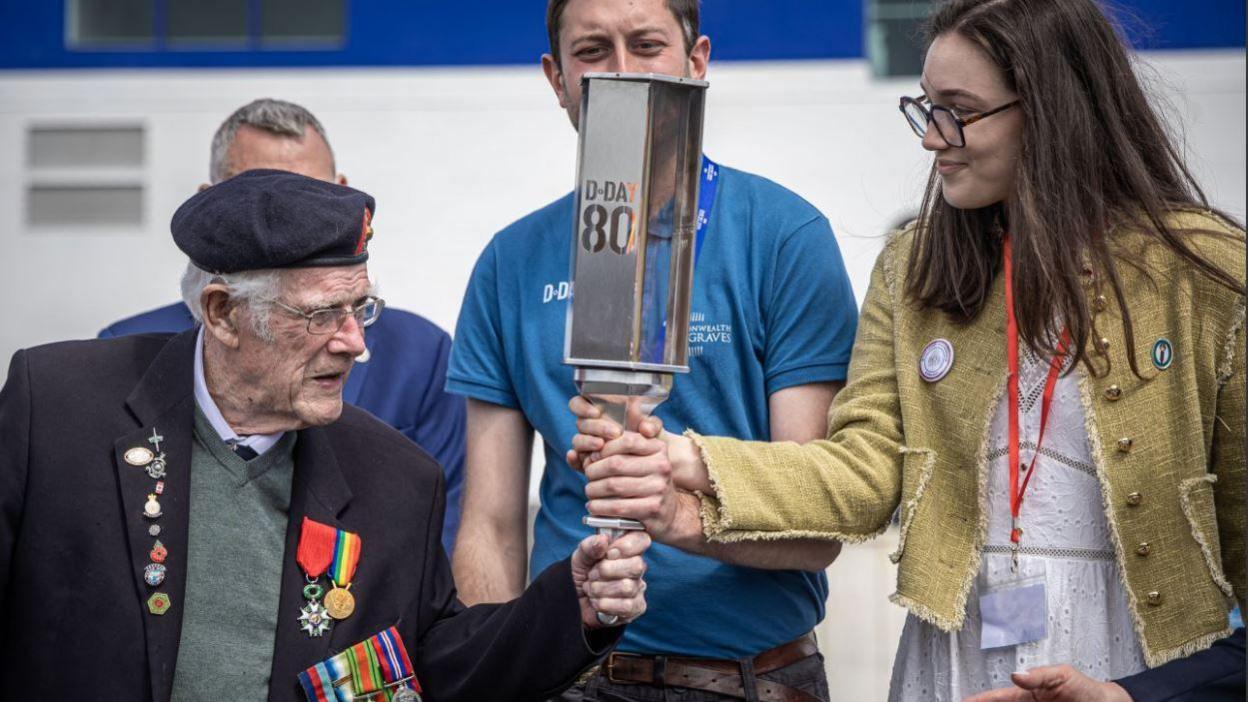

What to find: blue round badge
left=1152, top=338, right=1173, bottom=371
left=144, top=563, right=167, bottom=587
left=920, top=339, right=955, bottom=382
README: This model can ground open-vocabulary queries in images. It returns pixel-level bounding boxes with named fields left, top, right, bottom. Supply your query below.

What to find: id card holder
left=980, top=574, right=1048, bottom=650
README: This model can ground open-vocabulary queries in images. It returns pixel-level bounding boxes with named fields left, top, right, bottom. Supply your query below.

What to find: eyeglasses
left=899, top=95, right=1019, bottom=148
left=272, top=295, right=385, bottom=335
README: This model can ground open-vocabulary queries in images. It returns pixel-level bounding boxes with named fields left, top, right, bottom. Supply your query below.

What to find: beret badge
left=354, top=208, right=374, bottom=256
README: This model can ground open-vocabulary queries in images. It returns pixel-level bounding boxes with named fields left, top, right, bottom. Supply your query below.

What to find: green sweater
left=170, top=409, right=296, bottom=701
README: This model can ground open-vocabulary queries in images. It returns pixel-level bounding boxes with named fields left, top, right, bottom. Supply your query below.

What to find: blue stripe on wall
left=1115, top=0, right=1246, bottom=50
left=0, top=0, right=1241, bottom=70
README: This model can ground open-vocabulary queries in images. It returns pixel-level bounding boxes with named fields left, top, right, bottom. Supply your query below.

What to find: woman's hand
left=566, top=395, right=712, bottom=493
left=962, top=665, right=1132, bottom=702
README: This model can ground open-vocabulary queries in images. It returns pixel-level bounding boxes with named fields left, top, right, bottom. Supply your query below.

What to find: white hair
left=180, top=262, right=283, bottom=341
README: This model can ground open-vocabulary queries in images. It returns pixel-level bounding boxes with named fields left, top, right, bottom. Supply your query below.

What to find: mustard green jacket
left=691, top=212, right=1245, bottom=666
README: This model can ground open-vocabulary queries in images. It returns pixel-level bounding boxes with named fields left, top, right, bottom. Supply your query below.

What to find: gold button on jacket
left=692, top=212, right=1245, bottom=667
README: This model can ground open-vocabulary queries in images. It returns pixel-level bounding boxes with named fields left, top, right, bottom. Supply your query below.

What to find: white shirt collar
left=194, top=326, right=284, bottom=457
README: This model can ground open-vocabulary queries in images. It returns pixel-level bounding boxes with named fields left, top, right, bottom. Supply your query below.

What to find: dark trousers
left=553, top=653, right=829, bottom=702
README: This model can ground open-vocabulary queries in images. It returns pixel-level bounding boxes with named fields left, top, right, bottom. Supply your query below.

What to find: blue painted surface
left=0, top=0, right=1241, bottom=70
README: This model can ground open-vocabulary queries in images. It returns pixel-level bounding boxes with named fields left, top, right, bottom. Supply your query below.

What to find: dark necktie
left=231, top=443, right=258, bottom=461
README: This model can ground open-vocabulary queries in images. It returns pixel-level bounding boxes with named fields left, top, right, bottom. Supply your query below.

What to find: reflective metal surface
left=565, top=72, right=708, bottom=375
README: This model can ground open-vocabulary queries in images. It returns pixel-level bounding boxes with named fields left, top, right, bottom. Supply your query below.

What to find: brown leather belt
left=602, top=633, right=821, bottom=702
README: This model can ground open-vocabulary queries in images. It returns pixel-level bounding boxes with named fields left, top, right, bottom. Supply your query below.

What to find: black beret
left=171, top=169, right=376, bottom=274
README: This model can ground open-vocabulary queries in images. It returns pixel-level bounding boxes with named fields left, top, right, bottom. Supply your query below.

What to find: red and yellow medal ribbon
left=329, top=529, right=362, bottom=587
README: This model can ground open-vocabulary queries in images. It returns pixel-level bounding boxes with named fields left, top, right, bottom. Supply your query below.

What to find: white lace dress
left=888, top=349, right=1148, bottom=701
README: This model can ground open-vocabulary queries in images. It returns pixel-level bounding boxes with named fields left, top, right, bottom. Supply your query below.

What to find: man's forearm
left=452, top=522, right=529, bottom=604
left=663, top=492, right=841, bottom=571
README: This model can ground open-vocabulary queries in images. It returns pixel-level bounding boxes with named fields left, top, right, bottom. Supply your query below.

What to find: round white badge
left=124, top=446, right=154, bottom=466
left=920, top=339, right=955, bottom=382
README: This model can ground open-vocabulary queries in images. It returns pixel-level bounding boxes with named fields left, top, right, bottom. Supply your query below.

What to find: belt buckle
left=605, top=652, right=637, bottom=684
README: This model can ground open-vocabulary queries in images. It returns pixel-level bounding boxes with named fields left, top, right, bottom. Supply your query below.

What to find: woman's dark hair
left=907, top=0, right=1244, bottom=376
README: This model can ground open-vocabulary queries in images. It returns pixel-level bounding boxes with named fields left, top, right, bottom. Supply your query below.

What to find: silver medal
left=298, top=600, right=331, bottom=638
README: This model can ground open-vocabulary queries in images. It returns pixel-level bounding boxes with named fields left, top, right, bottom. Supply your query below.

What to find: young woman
left=569, top=0, right=1245, bottom=699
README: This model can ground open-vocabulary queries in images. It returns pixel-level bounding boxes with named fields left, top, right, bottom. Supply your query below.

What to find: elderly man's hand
left=571, top=532, right=650, bottom=629
left=962, top=665, right=1133, bottom=702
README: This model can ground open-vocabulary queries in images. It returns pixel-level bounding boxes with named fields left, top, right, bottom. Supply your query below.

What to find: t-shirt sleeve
left=763, top=216, right=858, bottom=394
left=445, top=241, right=520, bottom=408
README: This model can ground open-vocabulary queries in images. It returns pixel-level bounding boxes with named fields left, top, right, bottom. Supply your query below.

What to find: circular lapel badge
left=1151, top=338, right=1173, bottom=371
left=144, top=563, right=167, bottom=587
left=919, top=339, right=955, bottom=382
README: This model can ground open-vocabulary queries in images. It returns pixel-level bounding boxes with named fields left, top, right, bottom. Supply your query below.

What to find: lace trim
left=984, top=442, right=1098, bottom=479
left=982, top=543, right=1114, bottom=562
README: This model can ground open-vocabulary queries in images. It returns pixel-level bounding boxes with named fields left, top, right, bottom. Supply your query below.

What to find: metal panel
left=28, top=126, right=144, bottom=168
left=27, top=185, right=143, bottom=227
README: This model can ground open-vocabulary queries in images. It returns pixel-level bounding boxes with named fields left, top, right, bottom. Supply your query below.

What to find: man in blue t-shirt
left=448, top=1, right=858, bottom=700
left=99, top=99, right=467, bottom=554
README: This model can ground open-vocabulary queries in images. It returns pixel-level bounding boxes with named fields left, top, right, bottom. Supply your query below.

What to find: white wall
left=2, top=51, right=1241, bottom=369
left=0, top=50, right=1242, bottom=700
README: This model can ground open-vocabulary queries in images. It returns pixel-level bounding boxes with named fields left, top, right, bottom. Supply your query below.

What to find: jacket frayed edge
left=888, top=446, right=936, bottom=563
left=1177, top=474, right=1236, bottom=602
left=687, top=429, right=731, bottom=537
left=1216, top=297, right=1245, bottom=385
left=888, top=591, right=961, bottom=632
left=1143, top=625, right=1234, bottom=668
left=939, top=376, right=1009, bottom=633
left=705, top=523, right=888, bottom=545
left=1077, top=367, right=1153, bottom=663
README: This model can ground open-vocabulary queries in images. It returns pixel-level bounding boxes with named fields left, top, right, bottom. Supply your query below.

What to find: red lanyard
left=1003, top=235, right=1069, bottom=566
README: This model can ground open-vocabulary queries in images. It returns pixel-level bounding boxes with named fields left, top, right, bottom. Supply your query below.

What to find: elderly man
left=448, top=0, right=857, bottom=699
left=98, top=98, right=469, bottom=556
left=0, top=170, right=647, bottom=701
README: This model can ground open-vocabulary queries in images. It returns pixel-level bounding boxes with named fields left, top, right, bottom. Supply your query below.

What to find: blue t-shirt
left=447, top=164, right=858, bottom=658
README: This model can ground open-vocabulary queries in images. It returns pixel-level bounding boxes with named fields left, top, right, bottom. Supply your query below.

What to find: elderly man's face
left=234, top=264, right=370, bottom=430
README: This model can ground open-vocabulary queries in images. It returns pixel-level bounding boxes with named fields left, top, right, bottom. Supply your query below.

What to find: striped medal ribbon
left=324, top=529, right=362, bottom=620
left=297, top=627, right=422, bottom=702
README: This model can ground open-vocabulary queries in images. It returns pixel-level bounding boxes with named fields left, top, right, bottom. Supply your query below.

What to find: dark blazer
left=0, top=330, right=616, bottom=701
left=99, top=302, right=468, bottom=555
left=1116, top=628, right=1245, bottom=702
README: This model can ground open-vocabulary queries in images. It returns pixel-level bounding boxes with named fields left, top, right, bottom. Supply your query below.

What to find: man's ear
left=542, top=53, right=570, bottom=110
left=198, top=183, right=211, bottom=192
left=200, top=284, right=243, bottom=349
left=688, top=36, right=711, bottom=80
left=336, top=173, right=348, bottom=186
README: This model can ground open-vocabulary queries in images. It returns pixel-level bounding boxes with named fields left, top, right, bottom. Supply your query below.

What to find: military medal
left=324, top=586, right=355, bottom=620
left=297, top=626, right=422, bottom=702
left=296, top=518, right=338, bottom=638
left=298, top=601, right=331, bottom=638
left=324, top=529, right=362, bottom=620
